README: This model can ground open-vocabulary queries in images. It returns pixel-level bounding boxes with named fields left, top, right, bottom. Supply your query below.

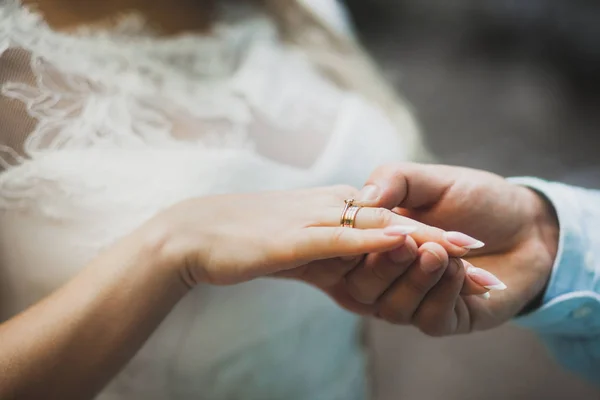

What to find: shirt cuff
left=508, top=177, right=600, bottom=336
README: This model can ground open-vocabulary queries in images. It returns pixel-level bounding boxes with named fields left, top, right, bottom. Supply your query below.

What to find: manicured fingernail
left=359, top=185, right=380, bottom=202
left=384, top=225, right=419, bottom=236
left=477, top=292, right=491, bottom=300
left=444, top=231, right=485, bottom=249
left=420, top=250, right=444, bottom=273
left=467, top=266, right=507, bottom=291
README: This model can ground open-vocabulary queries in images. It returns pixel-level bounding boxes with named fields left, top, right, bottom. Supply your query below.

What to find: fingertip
left=460, top=264, right=491, bottom=295
left=444, top=257, right=465, bottom=279
left=463, top=260, right=507, bottom=291
left=364, top=164, right=411, bottom=209
left=415, top=226, right=469, bottom=258
left=444, top=231, right=485, bottom=251
left=417, top=242, right=449, bottom=274
left=404, top=235, right=418, bottom=253
left=356, top=185, right=382, bottom=206
left=418, top=242, right=448, bottom=263
left=387, top=241, right=416, bottom=265
left=477, top=292, right=491, bottom=300
left=443, top=241, right=471, bottom=258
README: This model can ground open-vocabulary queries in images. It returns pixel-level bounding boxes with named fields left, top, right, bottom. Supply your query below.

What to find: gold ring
left=341, top=198, right=362, bottom=228
left=340, top=198, right=354, bottom=225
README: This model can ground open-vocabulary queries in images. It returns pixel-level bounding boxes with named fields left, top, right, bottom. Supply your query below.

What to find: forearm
left=0, top=230, right=189, bottom=399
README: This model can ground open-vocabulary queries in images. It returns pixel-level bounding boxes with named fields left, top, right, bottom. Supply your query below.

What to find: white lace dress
left=0, top=1, right=421, bottom=398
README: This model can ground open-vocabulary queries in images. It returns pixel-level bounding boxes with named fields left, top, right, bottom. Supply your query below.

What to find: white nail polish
left=444, top=231, right=485, bottom=249
left=463, top=241, right=486, bottom=250
left=466, top=265, right=508, bottom=291
left=484, top=283, right=508, bottom=291
left=477, top=292, right=491, bottom=300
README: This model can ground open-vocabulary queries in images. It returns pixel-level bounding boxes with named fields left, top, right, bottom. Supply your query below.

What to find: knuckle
left=345, top=276, right=376, bottom=305
left=370, top=264, right=393, bottom=282
left=404, top=276, right=432, bottom=295
left=330, top=227, right=349, bottom=247
left=377, top=305, right=411, bottom=325
left=387, top=246, right=417, bottom=268
left=414, top=310, right=447, bottom=337
left=383, top=163, right=413, bottom=185
left=372, top=207, right=394, bottom=226
left=371, top=164, right=390, bottom=178
left=418, top=322, right=448, bottom=338
left=378, top=162, right=408, bottom=176
left=373, top=255, right=408, bottom=281
left=274, top=235, right=302, bottom=264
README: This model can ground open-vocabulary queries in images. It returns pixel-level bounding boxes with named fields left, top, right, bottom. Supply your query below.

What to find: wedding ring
left=341, top=198, right=362, bottom=228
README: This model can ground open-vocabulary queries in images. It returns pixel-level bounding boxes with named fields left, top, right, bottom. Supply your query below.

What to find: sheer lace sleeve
left=0, top=1, right=350, bottom=174
left=1, top=0, right=422, bottom=183
left=0, top=48, right=37, bottom=169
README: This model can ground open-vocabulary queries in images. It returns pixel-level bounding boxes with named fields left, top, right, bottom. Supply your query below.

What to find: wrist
left=531, top=188, right=559, bottom=274
left=518, top=187, right=560, bottom=315
left=129, top=220, right=197, bottom=292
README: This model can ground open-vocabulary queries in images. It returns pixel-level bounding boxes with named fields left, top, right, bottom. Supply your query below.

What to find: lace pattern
left=0, top=0, right=364, bottom=215
left=0, top=0, right=270, bottom=155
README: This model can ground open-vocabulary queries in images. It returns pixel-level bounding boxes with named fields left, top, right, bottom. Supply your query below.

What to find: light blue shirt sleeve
left=509, top=177, right=600, bottom=385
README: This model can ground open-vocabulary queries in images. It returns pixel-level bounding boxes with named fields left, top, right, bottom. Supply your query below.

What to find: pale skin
left=0, top=183, right=492, bottom=399
left=0, top=2, right=505, bottom=399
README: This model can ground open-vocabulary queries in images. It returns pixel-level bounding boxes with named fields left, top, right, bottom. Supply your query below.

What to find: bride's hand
left=140, top=185, right=472, bottom=287
left=138, top=186, right=404, bottom=286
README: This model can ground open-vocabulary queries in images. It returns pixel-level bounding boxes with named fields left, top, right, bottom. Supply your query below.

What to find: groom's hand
left=347, top=163, right=558, bottom=335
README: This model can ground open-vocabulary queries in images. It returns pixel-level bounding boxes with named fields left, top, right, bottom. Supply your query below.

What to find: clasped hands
left=144, top=163, right=559, bottom=338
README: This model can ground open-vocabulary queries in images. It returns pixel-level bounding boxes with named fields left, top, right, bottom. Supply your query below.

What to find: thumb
left=356, top=163, right=455, bottom=210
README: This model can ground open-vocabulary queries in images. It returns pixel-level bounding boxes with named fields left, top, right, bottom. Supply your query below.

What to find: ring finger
left=319, top=202, right=471, bottom=258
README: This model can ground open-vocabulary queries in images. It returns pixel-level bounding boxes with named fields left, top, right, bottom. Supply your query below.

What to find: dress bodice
left=0, top=1, right=418, bottom=398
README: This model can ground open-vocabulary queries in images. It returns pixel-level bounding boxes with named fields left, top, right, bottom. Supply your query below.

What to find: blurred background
left=343, top=1, right=600, bottom=399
